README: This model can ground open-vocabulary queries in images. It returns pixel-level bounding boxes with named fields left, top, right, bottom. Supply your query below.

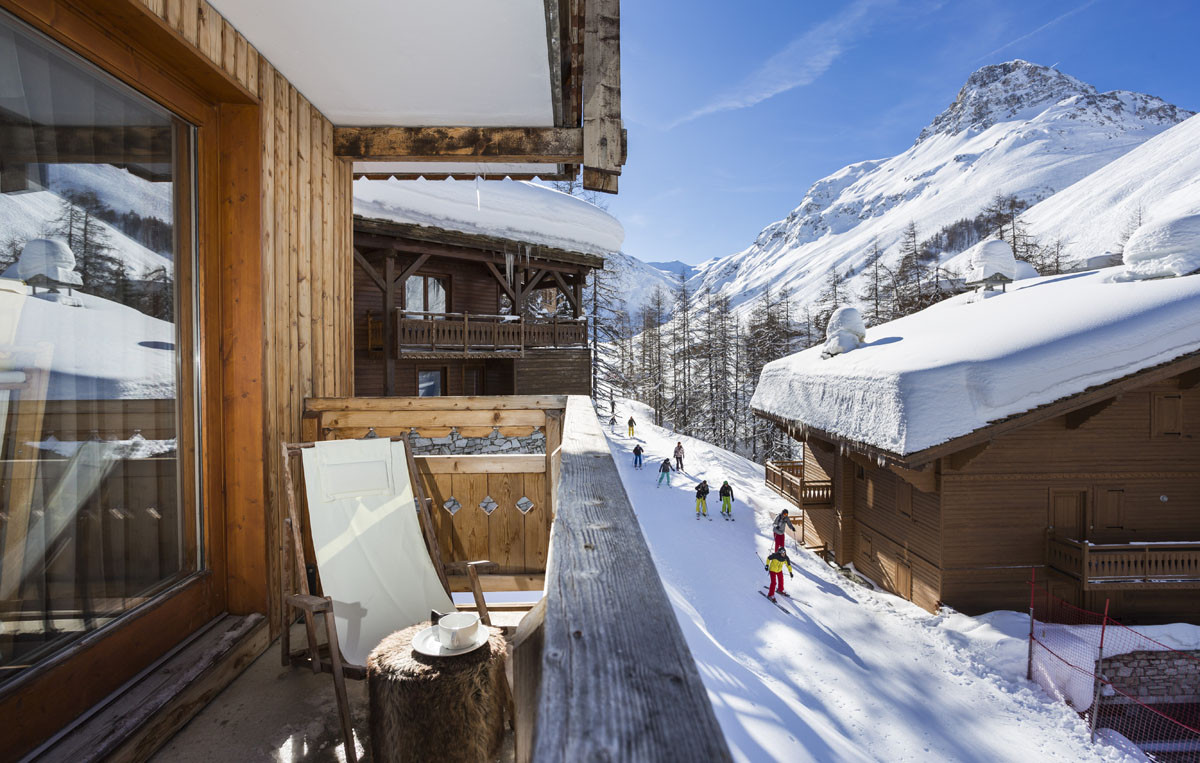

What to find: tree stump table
left=367, top=622, right=507, bottom=763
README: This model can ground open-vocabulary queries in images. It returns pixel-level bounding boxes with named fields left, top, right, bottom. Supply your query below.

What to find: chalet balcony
left=390, top=312, right=588, bottom=358
left=765, top=459, right=833, bottom=509
left=1047, top=535, right=1200, bottom=590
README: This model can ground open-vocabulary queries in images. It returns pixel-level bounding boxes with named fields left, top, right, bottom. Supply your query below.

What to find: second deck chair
left=280, top=434, right=497, bottom=762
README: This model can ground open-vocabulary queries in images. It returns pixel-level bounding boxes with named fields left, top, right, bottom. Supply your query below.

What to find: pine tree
left=51, top=190, right=127, bottom=300
left=585, top=263, right=627, bottom=401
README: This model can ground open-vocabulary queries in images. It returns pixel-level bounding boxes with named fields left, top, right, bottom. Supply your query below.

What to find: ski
left=758, top=590, right=795, bottom=616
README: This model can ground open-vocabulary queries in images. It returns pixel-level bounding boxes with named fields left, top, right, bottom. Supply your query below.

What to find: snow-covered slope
left=604, top=398, right=1151, bottom=762
left=597, top=250, right=681, bottom=318
left=353, top=178, right=624, bottom=256
left=0, top=190, right=172, bottom=277
left=1013, top=112, right=1200, bottom=264
left=751, top=268, right=1200, bottom=456
left=693, top=60, right=1191, bottom=313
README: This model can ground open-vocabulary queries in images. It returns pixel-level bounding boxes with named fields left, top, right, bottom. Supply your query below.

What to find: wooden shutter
left=1096, top=489, right=1125, bottom=530
left=1153, top=393, right=1183, bottom=436
left=896, top=481, right=913, bottom=520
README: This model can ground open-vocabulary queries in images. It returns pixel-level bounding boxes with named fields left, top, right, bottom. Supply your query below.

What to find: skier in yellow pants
left=627, top=416, right=635, bottom=437
left=695, top=480, right=710, bottom=519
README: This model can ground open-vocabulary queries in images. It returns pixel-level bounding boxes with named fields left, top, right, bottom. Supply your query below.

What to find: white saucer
left=411, top=623, right=490, bottom=657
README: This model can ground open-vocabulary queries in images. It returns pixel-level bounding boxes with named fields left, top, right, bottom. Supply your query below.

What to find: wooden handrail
left=528, top=396, right=732, bottom=760
left=1046, top=533, right=1200, bottom=586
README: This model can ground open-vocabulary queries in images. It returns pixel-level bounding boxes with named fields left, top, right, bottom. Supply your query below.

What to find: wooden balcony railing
left=395, top=312, right=587, bottom=356
left=514, top=396, right=732, bottom=761
left=765, top=459, right=833, bottom=508
left=1047, top=535, right=1200, bottom=590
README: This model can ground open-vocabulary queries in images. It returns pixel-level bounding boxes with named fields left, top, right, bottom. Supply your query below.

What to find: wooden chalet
left=352, top=199, right=607, bottom=399
left=0, top=1, right=732, bottom=760
left=755, top=271, right=1200, bottom=625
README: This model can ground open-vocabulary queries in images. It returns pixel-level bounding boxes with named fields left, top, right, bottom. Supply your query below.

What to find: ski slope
left=604, top=399, right=1140, bottom=763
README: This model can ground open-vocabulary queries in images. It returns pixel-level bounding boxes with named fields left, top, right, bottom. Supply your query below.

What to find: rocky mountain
left=690, top=60, right=1193, bottom=314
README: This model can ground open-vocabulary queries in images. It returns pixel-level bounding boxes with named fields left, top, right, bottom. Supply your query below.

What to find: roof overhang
left=207, top=0, right=624, bottom=191
left=756, top=349, right=1200, bottom=469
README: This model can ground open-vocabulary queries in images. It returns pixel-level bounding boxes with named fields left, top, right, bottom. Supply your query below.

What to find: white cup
left=437, top=612, right=480, bottom=650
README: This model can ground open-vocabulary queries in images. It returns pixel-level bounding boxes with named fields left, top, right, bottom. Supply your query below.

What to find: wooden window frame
left=403, top=271, right=452, bottom=315
left=0, top=1, right=265, bottom=755
left=417, top=366, right=448, bottom=397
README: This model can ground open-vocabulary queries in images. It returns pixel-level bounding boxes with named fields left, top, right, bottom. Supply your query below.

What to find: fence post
left=1027, top=567, right=1036, bottom=681
left=1089, top=598, right=1110, bottom=743
left=463, top=313, right=470, bottom=357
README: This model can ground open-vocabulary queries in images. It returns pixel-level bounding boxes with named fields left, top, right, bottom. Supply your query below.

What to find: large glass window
left=0, top=13, right=197, bottom=686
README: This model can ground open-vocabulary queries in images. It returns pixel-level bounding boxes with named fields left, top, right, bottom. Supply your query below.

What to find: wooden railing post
left=463, top=313, right=469, bottom=357
left=1081, top=541, right=1090, bottom=590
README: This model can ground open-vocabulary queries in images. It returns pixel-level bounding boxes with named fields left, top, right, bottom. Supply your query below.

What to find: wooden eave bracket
left=888, top=462, right=939, bottom=494
left=1064, top=397, right=1117, bottom=430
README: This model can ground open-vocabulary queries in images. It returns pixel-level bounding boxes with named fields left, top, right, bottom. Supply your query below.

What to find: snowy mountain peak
left=917, top=60, right=1185, bottom=143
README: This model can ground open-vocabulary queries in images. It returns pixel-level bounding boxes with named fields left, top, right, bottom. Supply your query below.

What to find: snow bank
left=353, top=178, right=624, bottom=255
left=4, top=285, right=176, bottom=400
left=1116, top=213, right=1200, bottom=280
left=820, top=306, right=865, bottom=358
left=752, top=268, right=1200, bottom=455
left=969, top=239, right=1018, bottom=282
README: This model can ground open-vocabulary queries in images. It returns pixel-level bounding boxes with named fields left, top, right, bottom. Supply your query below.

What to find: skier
left=627, top=416, right=636, bottom=437
left=719, top=480, right=735, bottom=519
left=673, top=441, right=685, bottom=472
left=633, top=443, right=644, bottom=470
left=764, top=548, right=794, bottom=602
left=695, top=479, right=710, bottom=519
left=772, top=509, right=795, bottom=551
left=608, top=414, right=617, bottom=433
left=656, top=458, right=672, bottom=488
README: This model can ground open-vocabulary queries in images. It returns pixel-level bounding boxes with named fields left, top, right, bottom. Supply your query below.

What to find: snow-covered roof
left=353, top=179, right=624, bottom=256
left=751, top=267, right=1200, bottom=458
left=1, top=238, right=83, bottom=286
left=967, top=239, right=1016, bottom=282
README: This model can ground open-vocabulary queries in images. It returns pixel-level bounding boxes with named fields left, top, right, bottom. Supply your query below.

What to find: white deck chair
left=280, top=434, right=497, bottom=761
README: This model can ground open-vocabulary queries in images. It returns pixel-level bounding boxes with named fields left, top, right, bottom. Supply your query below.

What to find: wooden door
left=1094, top=489, right=1125, bottom=532
left=894, top=560, right=913, bottom=601
left=464, top=365, right=484, bottom=396
left=1049, top=489, right=1087, bottom=540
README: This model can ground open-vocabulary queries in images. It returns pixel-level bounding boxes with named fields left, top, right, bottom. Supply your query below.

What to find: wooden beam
left=415, top=454, right=547, bottom=475
left=550, top=270, right=579, bottom=312
left=355, top=171, right=575, bottom=183
left=447, top=573, right=546, bottom=592
left=0, top=123, right=173, bottom=165
left=395, top=253, right=431, bottom=285
left=945, top=441, right=990, bottom=472
left=334, top=126, right=584, bottom=163
left=581, top=0, right=623, bottom=193
left=384, top=256, right=396, bottom=395
left=888, top=462, right=938, bottom=494
left=520, top=269, right=550, bottom=302
left=486, top=260, right=520, bottom=304
left=352, top=247, right=386, bottom=293
left=318, top=408, right=546, bottom=430
left=1064, top=398, right=1117, bottom=430
left=305, top=395, right=568, bottom=412
left=1178, top=367, right=1200, bottom=390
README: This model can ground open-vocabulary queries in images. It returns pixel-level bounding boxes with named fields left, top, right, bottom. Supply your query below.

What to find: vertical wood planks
left=453, top=474, right=491, bottom=562
left=487, top=472, right=525, bottom=572
left=523, top=472, right=549, bottom=571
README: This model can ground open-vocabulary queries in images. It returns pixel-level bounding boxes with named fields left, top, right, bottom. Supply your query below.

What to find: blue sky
left=605, top=0, right=1200, bottom=267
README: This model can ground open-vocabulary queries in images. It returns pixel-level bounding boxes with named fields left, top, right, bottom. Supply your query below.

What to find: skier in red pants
left=772, top=509, right=795, bottom=551
left=765, top=548, right=794, bottom=602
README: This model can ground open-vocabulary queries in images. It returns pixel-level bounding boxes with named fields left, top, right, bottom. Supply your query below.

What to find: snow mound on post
left=2, top=238, right=83, bottom=286
left=353, top=178, right=624, bottom=255
left=1116, top=213, right=1200, bottom=280
left=821, top=306, right=866, bottom=358
left=968, top=239, right=1017, bottom=281
left=751, top=268, right=1200, bottom=455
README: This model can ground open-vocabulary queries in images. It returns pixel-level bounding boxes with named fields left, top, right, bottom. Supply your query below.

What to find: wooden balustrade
left=1047, top=534, right=1200, bottom=589
left=394, top=312, right=586, bottom=356
left=765, top=459, right=832, bottom=509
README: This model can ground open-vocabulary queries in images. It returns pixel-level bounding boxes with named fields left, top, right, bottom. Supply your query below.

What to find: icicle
left=475, top=174, right=482, bottom=211
left=505, top=249, right=515, bottom=290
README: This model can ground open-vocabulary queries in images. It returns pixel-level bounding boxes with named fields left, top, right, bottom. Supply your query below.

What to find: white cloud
left=669, top=0, right=891, bottom=128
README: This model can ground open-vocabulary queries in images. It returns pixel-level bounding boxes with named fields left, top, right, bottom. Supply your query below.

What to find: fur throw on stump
left=368, top=622, right=508, bottom=763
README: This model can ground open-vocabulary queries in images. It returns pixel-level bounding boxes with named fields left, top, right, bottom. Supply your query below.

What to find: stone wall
left=409, top=428, right=545, bottom=456
left=1103, top=650, right=1200, bottom=704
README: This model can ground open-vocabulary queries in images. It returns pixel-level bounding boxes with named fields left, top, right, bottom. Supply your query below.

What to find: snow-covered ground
left=604, top=398, right=1143, bottom=762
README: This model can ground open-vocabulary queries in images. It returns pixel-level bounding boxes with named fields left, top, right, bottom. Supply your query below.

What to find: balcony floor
left=152, top=621, right=517, bottom=762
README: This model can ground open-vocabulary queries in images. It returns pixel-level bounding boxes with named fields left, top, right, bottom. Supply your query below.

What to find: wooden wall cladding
left=130, top=0, right=355, bottom=632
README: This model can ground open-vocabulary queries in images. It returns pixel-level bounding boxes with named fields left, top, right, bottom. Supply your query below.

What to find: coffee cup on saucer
left=437, top=612, right=480, bottom=650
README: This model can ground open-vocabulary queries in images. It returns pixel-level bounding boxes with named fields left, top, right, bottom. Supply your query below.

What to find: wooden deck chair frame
left=279, top=433, right=497, bottom=761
